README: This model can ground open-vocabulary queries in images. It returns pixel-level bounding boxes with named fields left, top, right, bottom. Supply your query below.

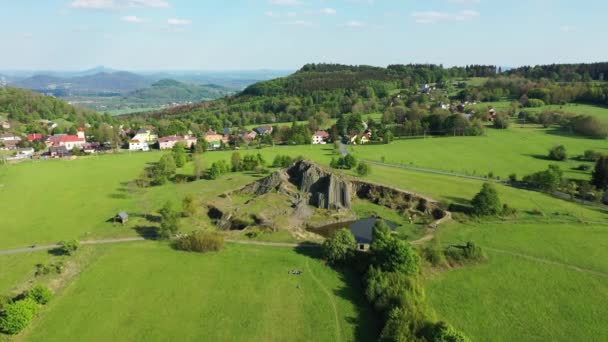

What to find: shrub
left=370, top=221, right=420, bottom=275
left=182, top=195, right=196, bottom=217
left=523, top=165, right=563, bottom=192
left=356, top=161, right=371, bottom=176
left=425, top=321, right=471, bottom=342
left=58, top=239, right=80, bottom=256
left=501, top=204, right=518, bottom=217
left=492, top=113, right=509, bottom=129
left=159, top=201, right=180, bottom=239
left=548, top=145, right=567, bottom=161
left=592, top=156, right=608, bottom=190
left=471, top=183, right=501, bottom=216
left=582, top=150, right=602, bottom=162
left=322, top=228, right=357, bottom=265
left=174, top=231, right=224, bottom=253
left=422, top=238, right=446, bottom=267
left=445, top=242, right=484, bottom=265
left=26, top=285, right=53, bottom=305
left=568, top=115, right=608, bottom=139
left=526, top=98, right=545, bottom=107
left=330, top=154, right=358, bottom=170
left=0, top=298, right=39, bottom=335
left=508, top=173, right=517, bottom=182
left=272, top=155, right=293, bottom=168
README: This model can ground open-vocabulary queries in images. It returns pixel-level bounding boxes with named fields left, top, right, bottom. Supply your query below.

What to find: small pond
left=308, top=217, right=399, bottom=244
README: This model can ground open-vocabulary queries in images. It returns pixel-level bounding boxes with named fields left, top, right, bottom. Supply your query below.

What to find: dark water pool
left=309, top=218, right=398, bottom=244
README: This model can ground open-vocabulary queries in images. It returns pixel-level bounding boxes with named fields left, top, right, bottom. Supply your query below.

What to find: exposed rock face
left=240, top=160, right=446, bottom=219
left=287, top=160, right=351, bottom=209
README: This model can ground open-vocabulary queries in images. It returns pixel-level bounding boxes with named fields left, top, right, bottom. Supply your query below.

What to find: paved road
left=338, top=139, right=348, bottom=156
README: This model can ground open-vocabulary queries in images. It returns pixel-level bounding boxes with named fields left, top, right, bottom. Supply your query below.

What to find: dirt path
left=486, top=247, right=608, bottom=278
left=305, top=259, right=342, bottom=342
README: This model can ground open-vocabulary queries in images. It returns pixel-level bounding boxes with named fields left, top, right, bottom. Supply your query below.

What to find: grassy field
left=476, top=101, right=608, bottom=122
left=353, top=125, right=608, bottom=180
left=426, top=250, right=608, bottom=341
left=20, top=242, right=377, bottom=342
left=0, top=152, right=264, bottom=249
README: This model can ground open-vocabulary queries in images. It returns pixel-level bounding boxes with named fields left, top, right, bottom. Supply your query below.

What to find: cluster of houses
left=1, top=120, right=335, bottom=161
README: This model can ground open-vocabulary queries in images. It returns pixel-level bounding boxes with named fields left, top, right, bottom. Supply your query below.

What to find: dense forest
left=505, top=62, right=608, bottom=81
left=0, top=87, right=115, bottom=133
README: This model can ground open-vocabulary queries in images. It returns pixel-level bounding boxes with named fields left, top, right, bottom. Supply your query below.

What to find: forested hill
left=506, top=62, right=608, bottom=81
left=241, top=63, right=497, bottom=97
left=124, top=63, right=496, bottom=125
left=127, top=79, right=235, bottom=103
left=0, top=87, right=113, bottom=132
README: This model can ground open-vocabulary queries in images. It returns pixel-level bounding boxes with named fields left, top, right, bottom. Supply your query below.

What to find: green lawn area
left=426, top=251, right=608, bottom=342
left=352, top=125, right=608, bottom=180
left=20, top=242, right=378, bottom=342
left=0, top=152, right=262, bottom=249
left=0, top=250, right=53, bottom=295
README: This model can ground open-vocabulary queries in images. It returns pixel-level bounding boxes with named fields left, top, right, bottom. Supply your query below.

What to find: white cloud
left=265, top=11, right=297, bottom=18
left=70, top=0, right=169, bottom=9
left=167, top=18, right=191, bottom=25
left=292, top=20, right=316, bottom=27
left=345, top=20, right=366, bottom=28
left=412, top=10, right=479, bottom=24
left=121, top=15, right=143, bottom=23
left=560, top=25, right=575, bottom=32
left=127, top=0, right=168, bottom=7
left=319, top=8, right=336, bottom=15
left=70, top=0, right=115, bottom=9
left=270, top=0, right=303, bottom=5
left=447, top=0, right=480, bottom=4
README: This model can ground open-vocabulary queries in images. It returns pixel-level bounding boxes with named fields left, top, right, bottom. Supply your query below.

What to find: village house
left=254, top=125, right=273, bottom=135
left=39, top=120, right=58, bottom=129
left=132, top=128, right=158, bottom=144
left=242, top=130, right=258, bottom=143
left=349, top=131, right=371, bottom=145
left=203, top=130, right=224, bottom=143
left=27, top=133, right=44, bottom=142
left=129, top=139, right=150, bottom=152
left=48, top=146, right=70, bottom=158
left=312, top=130, right=330, bottom=145
left=47, top=128, right=86, bottom=150
left=0, top=121, right=10, bottom=130
left=83, top=143, right=100, bottom=154
left=16, top=147, right=35, bottom=158
left=158, top=135, right=197, bottom=150
left=0, top=133, right=20, bottom=142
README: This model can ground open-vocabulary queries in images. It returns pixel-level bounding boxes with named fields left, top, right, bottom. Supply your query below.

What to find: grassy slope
left=21, top=242, right=377, bottom=342
left=0, top=152, right=263, bottom=249
left=425, top=251, right=608, bottom=342
left=353, top=126, right=608, bottom=180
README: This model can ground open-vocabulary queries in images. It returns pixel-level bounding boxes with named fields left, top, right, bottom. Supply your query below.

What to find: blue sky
left=0, top=0, right=606, bottom=70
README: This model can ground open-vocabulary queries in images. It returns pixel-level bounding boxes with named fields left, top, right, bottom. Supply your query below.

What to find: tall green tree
left=323, top=228, right=357, bottom=265
left=159, top=201, right=180, bottom=239
left=592, top=155, right=608, bottom=190
left=370, top=220, right=420, bottom=275
left=471, top=183, right=502, bottom=216
left=172, top=142, right=187, bottom=168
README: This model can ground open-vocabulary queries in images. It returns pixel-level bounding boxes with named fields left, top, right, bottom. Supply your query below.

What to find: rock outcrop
left=240, top=160, right=446, bottom=219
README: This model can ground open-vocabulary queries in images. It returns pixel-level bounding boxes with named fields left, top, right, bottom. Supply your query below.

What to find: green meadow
left=353, top=125, right=607, bottom=180
left=1, top=116, right=607, bottom=341
left=20, top=242, right=377, bottom=342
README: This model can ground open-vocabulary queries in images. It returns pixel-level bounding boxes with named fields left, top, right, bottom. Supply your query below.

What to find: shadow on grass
left=47, top=248, right=67, bottom=256
left=525, top=154, right=552, bottom=161
left=133, top=226, right=159, bottom=240
left=293, top=244, right=380, bottom=341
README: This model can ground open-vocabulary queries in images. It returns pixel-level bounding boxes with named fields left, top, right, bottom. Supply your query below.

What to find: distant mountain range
left=3, top=67, right=293, bottom=94
left=12, top=71, right=153, bottom=95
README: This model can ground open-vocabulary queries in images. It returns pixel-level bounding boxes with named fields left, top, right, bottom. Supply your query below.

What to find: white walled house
left=129, top=140, right=149, bottom=151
